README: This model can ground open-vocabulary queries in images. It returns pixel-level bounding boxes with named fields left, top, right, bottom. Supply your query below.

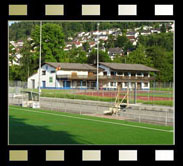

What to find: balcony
left=56, top=74, right=155, bottom=81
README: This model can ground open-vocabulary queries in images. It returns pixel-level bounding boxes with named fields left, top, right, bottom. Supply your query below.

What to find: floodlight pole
left=38, top=21, right=42, bottom=99
left=96, top=23, right=100, bottom=91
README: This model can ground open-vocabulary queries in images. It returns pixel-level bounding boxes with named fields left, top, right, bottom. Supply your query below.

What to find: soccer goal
left=21, top=91, right=40, bottom=109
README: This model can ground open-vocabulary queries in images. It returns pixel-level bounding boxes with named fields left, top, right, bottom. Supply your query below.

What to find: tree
left=9, top=43, right=16, bottom=65
left=19, top=40, right=36, bottom=81
left=9, top=65, right=22, bottom=80
left=83, top=42, right=90, bottom=52
left=31, top=23, right=65, bottom=63
left=87, top=49, right=111, bottom=64
left=160, top=23, right=166, bottom=33
left=113, top=54, right=126, bottom=63
left=138, top=32, right=173, bottom=51
left=67, top=48, right=87, bottom=63
left=126, top=44, right=152, bottom=66
left=105, top=35, right=115, bottom=49
left=146, top=46, right=173, bottom=82
left=114, top=35, right=128, bottom=48
left=114, top=35, right=134, bottom=53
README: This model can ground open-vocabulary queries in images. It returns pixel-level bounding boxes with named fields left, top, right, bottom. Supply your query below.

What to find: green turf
left=9, top=105, right=173, bottom=145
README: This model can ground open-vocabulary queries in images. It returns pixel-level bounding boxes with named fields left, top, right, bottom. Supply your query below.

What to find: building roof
left=99, top=62, right=159, bottom=72
left=108, top=47, right=123, bottom=54
left=126, top=32, right=136, bottom=36
left=127, top=36, right=136, bottom=40
left=43, top=62, right=97, bottom=71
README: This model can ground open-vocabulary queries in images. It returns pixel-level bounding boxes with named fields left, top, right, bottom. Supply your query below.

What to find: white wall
left=28, top=64, right=56, bottom=89
left=56, top=70, right=88, bottom=76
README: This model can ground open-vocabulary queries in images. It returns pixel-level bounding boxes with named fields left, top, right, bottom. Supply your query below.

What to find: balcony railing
left=56, top=74, right=155, bottom=81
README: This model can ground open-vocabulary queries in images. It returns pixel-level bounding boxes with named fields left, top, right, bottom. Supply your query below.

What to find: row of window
left=42, top=70, right=55, bottom=75
left=110, top=82, right=149, bottom=87
left=48, top=78, right=149, bottom=88
left=42, top=70, right=148, bottom=77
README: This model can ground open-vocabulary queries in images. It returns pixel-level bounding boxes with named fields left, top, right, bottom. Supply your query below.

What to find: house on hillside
left=151, top=29, right=161, bottom=34
left=28, top=62, right=158, bottom=90
left=140, top=30, right=151, bottom=36
left=108, top=47, right=124, bottom=60
left=126, top=31, right=139, bottom=38
left=126, top=36, right=137, bottom=46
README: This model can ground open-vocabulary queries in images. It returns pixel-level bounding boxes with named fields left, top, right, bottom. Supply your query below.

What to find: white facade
left=28, top=63, right=152, bottom=90
left=99, top=64, right=151, bottom=90
left=28, top=64, right=57, bottom=89
left=28, top=64, right=103, bottom=89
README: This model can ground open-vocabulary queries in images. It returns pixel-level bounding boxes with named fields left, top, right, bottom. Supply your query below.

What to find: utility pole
left=97, top=23, right=100, bottom=91
left=38, top=21, right=42, bottom=99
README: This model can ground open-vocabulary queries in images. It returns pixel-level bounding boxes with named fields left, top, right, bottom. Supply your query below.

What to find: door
left=66, top=81, right=70, bottom=88
left=137, top=82, right=141, bottom=90
left=42, top=81, right=46, bottom=88
left=63, top=81, right=71, bottom=88
left=31, top=79, right=35, bottom=89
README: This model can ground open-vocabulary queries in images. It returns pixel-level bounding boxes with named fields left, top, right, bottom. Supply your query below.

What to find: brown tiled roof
left=99, top=62, right=159, bottom=72
left=43, top=62, right=97, bottom=71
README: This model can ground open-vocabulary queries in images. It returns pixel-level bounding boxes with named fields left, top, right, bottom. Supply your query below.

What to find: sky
left=8, top=21, right=19, bottom=26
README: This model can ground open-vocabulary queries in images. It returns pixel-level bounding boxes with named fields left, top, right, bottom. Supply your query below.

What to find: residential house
left=140, top=30, right=151, bottom=36
left=73, top=41, right=82, bottom=48
left=89, top=41, right=97, bottom=48
left=99, top=35, right=108, bottom=41
left=126, top=36, right=137, bottom=46
left=126, top=31, right=139, bottom=39
left=151, top=29, right=161, bottom=34
left=108, top=47, right=124, bottom=60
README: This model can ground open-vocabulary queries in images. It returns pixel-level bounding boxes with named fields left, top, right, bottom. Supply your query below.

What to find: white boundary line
left=9, top=106, right=173, bottom=133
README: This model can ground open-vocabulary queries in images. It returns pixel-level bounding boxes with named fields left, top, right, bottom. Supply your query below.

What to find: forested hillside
left=9, top=22, right=174, bottom=82
left=9, top=21, right=165, bottom=41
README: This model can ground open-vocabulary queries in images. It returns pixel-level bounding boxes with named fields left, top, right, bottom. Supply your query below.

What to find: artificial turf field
left=9, top=105, right=173, bottom=145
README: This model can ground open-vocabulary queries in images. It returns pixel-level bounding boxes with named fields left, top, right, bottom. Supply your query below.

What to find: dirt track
left=77, top=91, right=173, bottom=101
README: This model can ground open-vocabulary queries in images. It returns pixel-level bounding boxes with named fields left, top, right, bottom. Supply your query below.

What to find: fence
left=9, top=96, right=174, bottom=126
left=8, top=81, right=174, bottom=126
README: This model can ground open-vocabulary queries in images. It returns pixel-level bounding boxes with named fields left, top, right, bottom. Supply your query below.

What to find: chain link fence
left=9, top=81, right=174, bottom=126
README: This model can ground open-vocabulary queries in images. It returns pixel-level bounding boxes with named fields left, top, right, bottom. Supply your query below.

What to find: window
left=125, top=82, right=129, bottom=87
left=137, top=72, right=142, bottom=76
left=42, top=71, right=46, bottom=75
left=144, top=73, right=148, bottom=77
left=144, top=82, right=148, bottom=87
left=49, top=77, right=53, bottom=83
left=117, top=72, right=123, bottom=75
left=111, top=72, right=116, bottom=76
left=51, top=70, right=56, bottom=73
left=46, top=65, right=48, bottom=70
left=131, top=73, right=136, bottom=77
left=91, top=81, right=96, bottom=87
left=131, top=82, right=135, bottom=88
left=82, top=81, right=86, bottom=86
left=77, top=81, right=81, bottom=86
left=124, top=72, right=128, bottom=76
left=103, top=72, right=107, bottom=76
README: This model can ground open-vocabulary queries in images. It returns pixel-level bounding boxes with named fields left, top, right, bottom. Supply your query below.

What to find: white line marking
left=9, top=106, right=173, bottom=133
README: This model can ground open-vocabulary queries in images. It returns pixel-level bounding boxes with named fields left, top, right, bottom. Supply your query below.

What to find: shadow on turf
left=9, top=115, right=92, bottom=145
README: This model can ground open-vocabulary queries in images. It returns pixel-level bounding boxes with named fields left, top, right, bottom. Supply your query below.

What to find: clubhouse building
left=27, top=62, right=159, bottom=90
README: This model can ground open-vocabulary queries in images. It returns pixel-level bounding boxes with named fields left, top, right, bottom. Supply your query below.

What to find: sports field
left=9, top=105, right=173, bottom=145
